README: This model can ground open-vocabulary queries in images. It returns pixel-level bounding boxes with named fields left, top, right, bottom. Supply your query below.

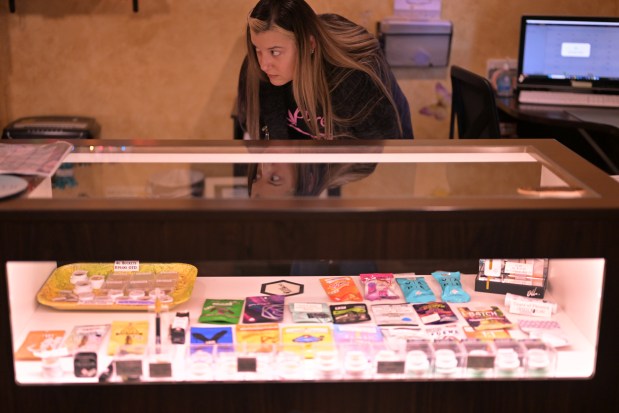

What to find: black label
left=237, top=357, right=257, bottom=372
left=376, top=361, right=405, bottom=374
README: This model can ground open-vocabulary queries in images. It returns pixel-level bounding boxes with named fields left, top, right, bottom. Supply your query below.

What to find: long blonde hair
left=243, top=0, right=402, bottom=140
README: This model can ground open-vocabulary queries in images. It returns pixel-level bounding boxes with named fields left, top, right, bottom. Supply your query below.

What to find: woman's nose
left=259, top=55, right=271, bottom=71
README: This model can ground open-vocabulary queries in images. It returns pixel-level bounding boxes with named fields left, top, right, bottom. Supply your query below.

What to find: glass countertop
left=2, top=139, right=617, bottom=203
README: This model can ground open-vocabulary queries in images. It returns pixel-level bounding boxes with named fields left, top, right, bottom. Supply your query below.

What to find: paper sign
left=504, top=261, right=534, bottom=276
left=114, top=260, right=140, bottom=272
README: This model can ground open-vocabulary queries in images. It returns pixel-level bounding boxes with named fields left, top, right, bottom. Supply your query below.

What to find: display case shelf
left=9, top=260, right=602, bottom=384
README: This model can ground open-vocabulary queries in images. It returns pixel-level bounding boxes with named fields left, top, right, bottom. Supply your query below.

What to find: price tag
left=114, top=260, right=140, bottom=272
left=115, top=359, right=143, bottom=378
left=149, top=361, right=173, bottom=378
left=466, top=355, right=495, bottom=369
left=376, top=361, right=405, bottom=374
left=237, top=357, right=257, bottom=372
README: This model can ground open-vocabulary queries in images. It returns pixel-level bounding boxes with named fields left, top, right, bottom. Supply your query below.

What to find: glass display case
left=1, top=139, right=618, bottom=413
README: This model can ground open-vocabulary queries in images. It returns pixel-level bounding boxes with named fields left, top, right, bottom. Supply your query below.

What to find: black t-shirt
left=258, top=69, right=412, bottom=140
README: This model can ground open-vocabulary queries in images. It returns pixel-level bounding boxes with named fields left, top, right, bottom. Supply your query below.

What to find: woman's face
left=250, top=29, right=297, bottom=86
left=251, top=163, right=297, bottom=198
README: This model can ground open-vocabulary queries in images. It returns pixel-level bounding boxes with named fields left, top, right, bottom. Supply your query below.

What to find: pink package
left=359, top=273, right=399, bottom=301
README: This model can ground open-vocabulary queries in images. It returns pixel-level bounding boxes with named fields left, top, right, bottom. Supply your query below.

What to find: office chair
left=449, top=65, right=501, bottom=139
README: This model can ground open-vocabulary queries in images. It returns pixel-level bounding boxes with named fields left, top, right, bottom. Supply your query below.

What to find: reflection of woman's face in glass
left=251, top=163, right=297, bottom=198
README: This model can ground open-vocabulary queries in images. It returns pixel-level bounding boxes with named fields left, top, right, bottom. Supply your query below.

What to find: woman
left=247, top=162, right=377, bottom=198
left=236, top=0, right=413, bottom=140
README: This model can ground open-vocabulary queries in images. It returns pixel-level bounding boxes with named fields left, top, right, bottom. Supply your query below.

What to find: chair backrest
left=449, top=65, right=501, bottom=139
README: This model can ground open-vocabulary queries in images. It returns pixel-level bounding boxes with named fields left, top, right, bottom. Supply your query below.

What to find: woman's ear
left=309, top=35, right=316, bottom=54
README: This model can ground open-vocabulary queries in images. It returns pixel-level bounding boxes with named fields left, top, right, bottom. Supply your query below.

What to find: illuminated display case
left=1, top=139, right=618, bottom=412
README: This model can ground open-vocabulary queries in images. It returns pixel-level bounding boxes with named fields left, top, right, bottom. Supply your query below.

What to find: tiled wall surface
left=0, top=0, right=617, bottom=140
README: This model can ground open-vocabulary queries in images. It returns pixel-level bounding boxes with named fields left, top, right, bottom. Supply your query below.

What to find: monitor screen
left=518, top=16, right=619, bottom=92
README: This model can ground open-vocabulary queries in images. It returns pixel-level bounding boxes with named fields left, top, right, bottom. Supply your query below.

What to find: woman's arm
left=331, top=69, right=413, bottom=139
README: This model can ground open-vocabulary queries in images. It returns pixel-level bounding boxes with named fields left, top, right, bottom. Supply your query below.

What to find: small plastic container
left=114, top=345, right=147, bottom=382
left=522, top=339, right=556, bottom=377
left=276, top=350, right=304, bottom=380
left=146, top=345, right=175, bottom=380
left=314, top=349, right=342, bottom=379
left=431, top=341, right=465, bottom=377
left=89, top=275, right=105, bottom=289
left=493, top=339, right=524, bottom=377
left=73, top=281, right=92, bottom=295
left=374, top=349, right=405, bottom=379
left=344, top=350, right=370, bottom=378
left=187, top=345, right=214, bottom=379
left=462, top=340, right=495, bottom=378
left=70, top=270, right=88, bottom=284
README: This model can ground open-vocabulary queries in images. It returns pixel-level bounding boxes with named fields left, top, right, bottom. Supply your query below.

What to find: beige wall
left=1, top=0, right=617, bottom=140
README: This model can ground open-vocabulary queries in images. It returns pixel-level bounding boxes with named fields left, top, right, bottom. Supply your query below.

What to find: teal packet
left=431, top=271, right=471, bottom=303
left=289, top=302, right=333, bottom=323
left=198, top=298, right=244, bottom=324
left=396, top=277, right=435, bottom=303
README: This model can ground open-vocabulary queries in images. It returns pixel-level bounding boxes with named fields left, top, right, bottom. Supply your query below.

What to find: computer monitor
left=517, top=16, right=619, bottom=93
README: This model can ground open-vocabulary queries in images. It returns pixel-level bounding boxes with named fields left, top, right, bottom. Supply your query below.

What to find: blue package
left=431, top=271, right=471, bottom=303
left=396, top=277, right=435, bottom=303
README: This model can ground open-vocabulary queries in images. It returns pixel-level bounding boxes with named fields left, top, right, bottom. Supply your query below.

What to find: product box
left=475, top=259, right=548, bottom=298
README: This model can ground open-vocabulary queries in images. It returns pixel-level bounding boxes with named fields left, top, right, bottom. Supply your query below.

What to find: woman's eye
left=269, top=174, right=282, bottom=184
left=271, top=50, right=281, bottom=57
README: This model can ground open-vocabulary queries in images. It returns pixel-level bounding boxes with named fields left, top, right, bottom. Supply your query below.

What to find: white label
left=561, top=42, right=591, bottom=58
left=483, top=259, right=502, bottom=277
left=172, top=315, right=189, bottom=329
left=509, top=300, right=553, bottom=318
left=292, top=303, right=324, bottom=312
left=114, top=260, right=140, bottom=272
left=421, top=313, right=441, bottom=324
left=504, top=261, right=533, bottom=276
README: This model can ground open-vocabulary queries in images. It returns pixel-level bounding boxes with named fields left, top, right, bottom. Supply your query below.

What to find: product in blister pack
left=431, top=271, right=471, bottom=303
left=243, top=295, right=285, bottom=323
left=396, top=276, right=436, bottom=303
left=190, top=326, right=233, bottom=346
left=413, top=301, right=458, bottom=325
left=289, top=302, right=333, bottom=323
left=330, top=303, right=371, bottom=324
left=107, top=320, right=149, bottom=355
left=14, top=330, right=66, bottom=361
left=64, top=324, right=110, bottom=354
left=235, top=323, right=280, bottom=352
left=319, top=276, right=363, bottom=302
left=458, top=305, right=514, bottom=331
left=282, top=325, right=334, bottom=358
left=199, top=299, right=244, bottom=324
left=359, top=273, right=399, bottom=301
left=333, top=324, right=383, bottom=344
left=518, top=319, right=569, bottom=347
left=476, top=258, right=548, bottom=298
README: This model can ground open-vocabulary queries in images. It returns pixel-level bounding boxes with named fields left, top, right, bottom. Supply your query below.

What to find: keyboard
left=518, top=90, right=619, bottom=108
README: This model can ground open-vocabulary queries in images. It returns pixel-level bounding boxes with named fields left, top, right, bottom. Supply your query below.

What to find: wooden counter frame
left=1, top=139, right=618, bottom=412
